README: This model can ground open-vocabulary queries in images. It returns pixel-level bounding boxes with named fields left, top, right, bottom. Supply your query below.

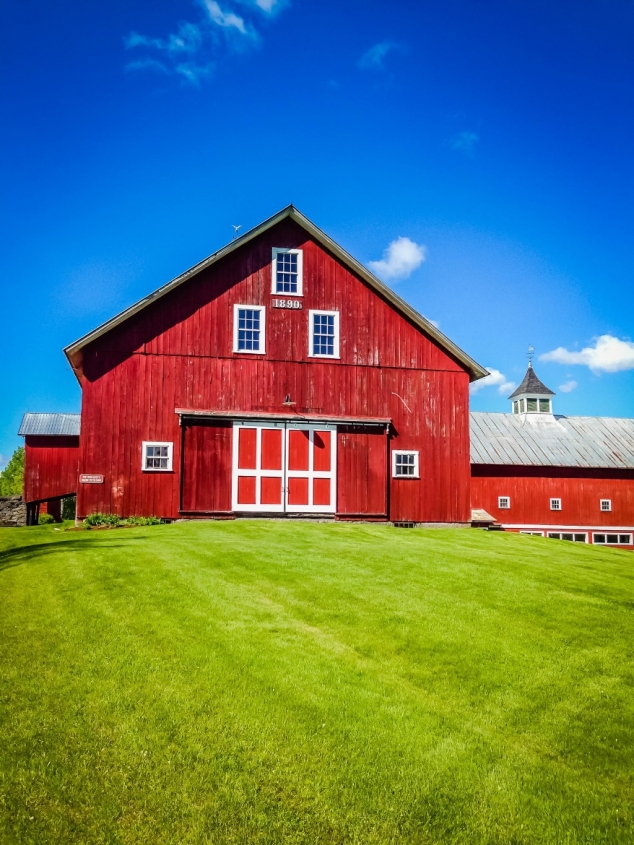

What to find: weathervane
left=527, top=345, right=535, bottom=368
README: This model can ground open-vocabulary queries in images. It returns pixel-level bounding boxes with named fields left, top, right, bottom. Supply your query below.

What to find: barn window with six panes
left=272, top=248, right=303, bottom=295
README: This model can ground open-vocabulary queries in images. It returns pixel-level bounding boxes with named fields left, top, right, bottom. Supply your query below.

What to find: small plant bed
left=80, top=513, right=163, bottom=529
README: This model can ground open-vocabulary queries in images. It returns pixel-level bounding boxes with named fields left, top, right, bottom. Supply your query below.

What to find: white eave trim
left=64, top=205, right=487, bottom=382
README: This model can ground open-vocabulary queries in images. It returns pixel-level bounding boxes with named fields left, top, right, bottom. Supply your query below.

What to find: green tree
left=0, top=447, right=25, bottom=497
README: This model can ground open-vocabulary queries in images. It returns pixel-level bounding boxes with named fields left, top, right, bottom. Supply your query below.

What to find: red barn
left=470, top=364, right=634, bottom=548
left=18, top=413, right=80, bottom=524
left=22, top=206, right=487, bottom=524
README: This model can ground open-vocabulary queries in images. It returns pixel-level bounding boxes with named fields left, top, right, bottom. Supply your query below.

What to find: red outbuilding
left=21, top=206, right=487, bottom=524
left=470, top=363, right=634, bottom=547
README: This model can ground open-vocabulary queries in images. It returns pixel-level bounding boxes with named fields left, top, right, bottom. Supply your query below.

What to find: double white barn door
left=231, top=421, right=337, bottom=514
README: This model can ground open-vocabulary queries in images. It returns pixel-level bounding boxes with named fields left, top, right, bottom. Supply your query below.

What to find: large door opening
left=232, top=421, right=336, bottom=514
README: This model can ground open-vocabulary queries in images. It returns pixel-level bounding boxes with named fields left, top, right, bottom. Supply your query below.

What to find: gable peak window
left=309, top=310, right=340, bottom=358
left=272, top=248, right=303, bottom=296
left=234, top=305, right=266, bottom=354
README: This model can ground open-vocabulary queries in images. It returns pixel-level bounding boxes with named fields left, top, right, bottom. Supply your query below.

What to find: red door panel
left=313, top=478, right=331, bottom=506
left=288, top=477, right=309, bottom=505
left=261, top=476, right=282, bottom=505
left=313, top=431, right=331, bottom=471
left=261, top=428, right=283, bottom=470
left=288, top=429, right=310, bottom=471
left=238, top=428, right=257, bottom=470
left=237, top=475, right=257, bottom=505
left=181, top=422, right=232, bottom=513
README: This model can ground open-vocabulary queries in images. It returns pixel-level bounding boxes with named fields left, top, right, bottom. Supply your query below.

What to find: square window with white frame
left=234, top=305, right=266, bottom=354
left=498, top=496, right=511, bottom=509
left=272, top=248, right=303, bottom=295
left=392, top=451, right=419, bottom=478
left=600, top=499, right=612, bottom=512
left=309, top=310, right=340, bottom=358
left=142, top=441, right=173, bottom=472
left=550, top=497, right=562, bottom=511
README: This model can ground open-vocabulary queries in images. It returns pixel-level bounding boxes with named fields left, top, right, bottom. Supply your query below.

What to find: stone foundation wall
left=0, top=496, right=27, bottom=527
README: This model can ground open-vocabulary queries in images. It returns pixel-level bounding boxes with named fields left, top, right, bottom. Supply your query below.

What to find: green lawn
left=1, top=522, right=633, bottom=844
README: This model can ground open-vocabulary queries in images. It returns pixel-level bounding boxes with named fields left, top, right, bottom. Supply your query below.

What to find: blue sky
left=2, top=0, right=633, bottom=467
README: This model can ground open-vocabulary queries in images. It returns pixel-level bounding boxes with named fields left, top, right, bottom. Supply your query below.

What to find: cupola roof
left=508, top=364, right=555, bottom=399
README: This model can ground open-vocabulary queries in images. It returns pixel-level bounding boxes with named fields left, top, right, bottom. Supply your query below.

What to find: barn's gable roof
left=64, top=205, right=487, bottom=382
left=19, top=413, right=81, bottom=437
left=470, top=411, right=634, bottom=469
left=508, top=364, right=555, bottom=399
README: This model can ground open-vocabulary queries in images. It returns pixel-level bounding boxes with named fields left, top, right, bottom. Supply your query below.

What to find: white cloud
left=540, top=334, right=634, bottom=374
left=425, top=317, right=440, bottom=329
left=470, top=368, right=516, bottom=396
left=200, top=0, right=249, bottom=34
left=450, top=131, right=479, bottom=153
left=124, top=0, right=284, bottom=85
left=559, top=380, right=577, bottom=393
left=368, top=237, right=427, bottom=281
left=358, top=41, right=404, bottom=70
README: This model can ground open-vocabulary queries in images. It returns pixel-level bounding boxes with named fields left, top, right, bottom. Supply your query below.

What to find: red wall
left=75, top=219, right=472, bottom=522
left=24, top=436, right=80, bottom=503
left=471, top=465, right=634, bottom=527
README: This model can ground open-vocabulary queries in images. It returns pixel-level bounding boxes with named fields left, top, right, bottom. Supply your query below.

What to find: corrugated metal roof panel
left=18, top=413, right=81, bottom=437
left=470, top=412, right=634, bottom=469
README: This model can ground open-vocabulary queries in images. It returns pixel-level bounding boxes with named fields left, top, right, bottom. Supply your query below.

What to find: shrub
left=0, top=447, right=24, bottom=497
left=124, top=516, right=162, bottom=526
left=84, top=513, right=121, bottom=527
left=38, top=513, right=55, bottom=525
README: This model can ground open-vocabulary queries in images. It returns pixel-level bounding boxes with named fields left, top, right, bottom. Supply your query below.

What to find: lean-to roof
left=470, top=411, right=634, bottom=469
left=64, top=205, right=487, bottom=382
left=19, top=413, right=81, bottom=437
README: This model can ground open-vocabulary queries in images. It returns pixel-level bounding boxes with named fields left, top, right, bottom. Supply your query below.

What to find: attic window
left=272, top=248, right=303, bottom=296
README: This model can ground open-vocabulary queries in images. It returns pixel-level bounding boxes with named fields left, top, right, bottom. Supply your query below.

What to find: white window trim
left=498, top=496, right=511, bottom=509
left=547, top=532, right=587, bottom=543
left=550, top=498, right=562, bottom=511
left=392, top=450, right=420, bottom=479
left=142, top=441, right=173, bottom=472
left=593, top=532, right=632, bottom=545
left=233, top=304, right=266, bottom=354
left=519, top=530, right=544, bottom=536
left=600, top=499, right=612, bottom=512
left=308, top=310, right=340, bottom=359
left=272, top=248, right=303, bottom=297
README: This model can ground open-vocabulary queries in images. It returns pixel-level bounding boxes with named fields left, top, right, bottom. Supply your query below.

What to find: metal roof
left=508, top=364, right=555, bottom=398
left=471, top=412, right=634, bottom=469
left=64, top=205, right=488, bottom=384
left=18, top=413, right=81, bottom=437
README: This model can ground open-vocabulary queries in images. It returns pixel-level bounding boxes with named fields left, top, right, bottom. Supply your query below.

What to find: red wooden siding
left=337, top=426, right=387, bottom=516
left=24, top=436, right=80, bottom=503
left=471, top=466, right=634, bottom=527
left=181, top=421, right=232, bottom=513
left=75, top=219, right=472, bottom=522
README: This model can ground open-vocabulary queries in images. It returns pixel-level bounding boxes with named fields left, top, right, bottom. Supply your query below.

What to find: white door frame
left=231, top=420, right=337, bottom=514
left=231, top=421, right=286, bottom=513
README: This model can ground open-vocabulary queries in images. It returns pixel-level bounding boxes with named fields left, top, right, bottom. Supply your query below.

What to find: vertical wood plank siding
left=76, top=219, right=472, bottom=522
left=24, top=436, right=80, bottom=503
left=471, top=466, right=634, bottom=527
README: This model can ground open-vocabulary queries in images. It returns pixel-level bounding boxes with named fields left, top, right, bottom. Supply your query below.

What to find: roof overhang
left=176, top=409, right=392, bottom=427
left=64, top=205, right=488, bottom=382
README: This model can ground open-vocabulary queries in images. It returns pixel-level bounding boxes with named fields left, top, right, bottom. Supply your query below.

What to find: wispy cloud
left=449, top=131, right=479, bottom=154
left=540, top=335, right=634, bottom=374
left=559, top=380, right=577, bottom=393
left=470, top=368, right=516, bottom=396
left=125, top=0, right=286, bottom=84
left=358, top=41, right=405, bottom=70
left=368, top=237, right=427, bottom=282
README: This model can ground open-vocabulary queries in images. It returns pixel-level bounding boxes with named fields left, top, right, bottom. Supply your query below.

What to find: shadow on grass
left=0, top=538, right=138, bottom=574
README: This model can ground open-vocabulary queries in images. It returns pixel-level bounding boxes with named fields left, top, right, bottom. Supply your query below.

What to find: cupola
left=508, top=362, right=555, bottom=415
